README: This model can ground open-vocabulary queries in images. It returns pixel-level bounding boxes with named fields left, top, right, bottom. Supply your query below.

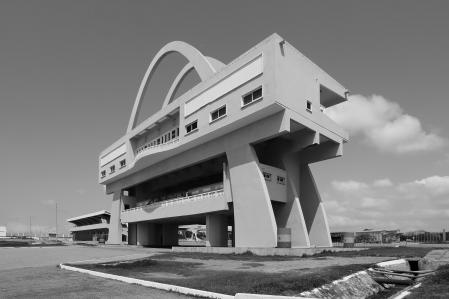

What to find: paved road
left=0, top=245, right=195, bottom=298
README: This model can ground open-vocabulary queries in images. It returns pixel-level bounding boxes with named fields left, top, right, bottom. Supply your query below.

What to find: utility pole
left=55, top=202, right=58, bottom=238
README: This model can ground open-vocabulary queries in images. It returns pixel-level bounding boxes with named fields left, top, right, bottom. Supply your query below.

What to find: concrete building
left=99, top=33, right=349, bottom=248
left=67, top=210, right=113, bottom=242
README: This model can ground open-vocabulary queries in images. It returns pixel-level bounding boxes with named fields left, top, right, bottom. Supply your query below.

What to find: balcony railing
left=135, top=137, right=180, bottom=156
left=122, top=189, right=224, bottom=213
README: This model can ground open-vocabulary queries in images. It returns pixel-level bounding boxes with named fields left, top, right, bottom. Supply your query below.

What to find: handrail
left=122, top=189, right=224, bottom=213
left=135, top=137, right=180, bottom=155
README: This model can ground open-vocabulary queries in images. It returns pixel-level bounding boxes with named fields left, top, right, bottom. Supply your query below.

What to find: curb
left=59, top=263, right=233, bottom=299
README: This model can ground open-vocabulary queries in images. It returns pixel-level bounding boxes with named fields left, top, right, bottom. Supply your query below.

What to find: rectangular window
left=119, top=159, right=126, bottom=168
left=277, top=176, right=286, bottom=185
left=157, top=138, right=161, bottom=145
left=185, top=120, right=198, bottom=134
left=110, top=165, right=116, bottom=174
left=210, top=105, right=226, bottom=122
left=172, top=130, right=176, bottom=139
left=263, top=172, right=272, bottom=181
left=306, top=100, right=312, bottom=112
left=100, top=170, right=106, bottom=178
left=242, top=86, right=263, bottom=107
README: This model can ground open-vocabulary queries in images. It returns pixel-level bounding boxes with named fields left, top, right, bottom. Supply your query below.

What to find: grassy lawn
left=152, top=246, right=436, bottom=262
left=0, top=266, right=191, bottom=299
left=71, top=258, right=371, bottom=296
left=313, top=247, right=437, bottom=258
left=0, top=239, right=65, bottom=247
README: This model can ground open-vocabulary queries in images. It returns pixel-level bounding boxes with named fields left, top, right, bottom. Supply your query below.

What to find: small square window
left=263, top=172, right=272, bottom=181
left=242, top=87, right=263, bottom=107
left=185, top=120, right=198, bottom=134
left=306, top=100, right=312, bottom=112
left=277, top=176, right=286, bottom=185
left=120, top=159, right=126, bottom=168
left=210, top=105, right=226, bottom=122
left=100, top=170, right=106, bottom=178
left=110, top=165, right=116, bottom=174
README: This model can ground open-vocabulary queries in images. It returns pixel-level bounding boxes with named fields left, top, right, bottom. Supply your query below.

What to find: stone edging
left=59, top=263, right=233, bottom=299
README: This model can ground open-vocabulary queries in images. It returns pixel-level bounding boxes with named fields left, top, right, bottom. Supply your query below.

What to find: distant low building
left=331, top=229, right=401, bottom=244
left=67, top=210, right=127, bottom=242
left=0, top=226, right=6, bottom=238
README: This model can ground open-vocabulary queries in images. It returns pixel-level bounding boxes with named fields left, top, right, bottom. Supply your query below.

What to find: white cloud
left=326, top=94, right=447, bottom=153
left=360, top=197, right=389, bottom=209
left=332, top=180, right=368, bottom=192
left=373, top=178, right=393, bottom=187
left=326, top=175, right=449, bottom=231
left=398, top=175, right=449, bottom=197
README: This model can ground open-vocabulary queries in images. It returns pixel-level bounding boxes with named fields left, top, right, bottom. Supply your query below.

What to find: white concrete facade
left=99, top=33, right=349, bottom=248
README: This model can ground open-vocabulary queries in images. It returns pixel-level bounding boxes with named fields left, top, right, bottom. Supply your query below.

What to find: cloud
left=325, top=94, right=447, bottom=153
left=332, top=180, right=368, bottom=192
left=398, top=175, right=449, bottom=197
left=373, top=178, right=393, bottom=187
left=326, top=175, right=449, bottom=232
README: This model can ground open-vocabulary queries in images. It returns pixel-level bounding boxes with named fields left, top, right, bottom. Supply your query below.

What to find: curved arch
left=127, top=41, right=221, bottom=132
left=162, top=57, right=226, bottom=108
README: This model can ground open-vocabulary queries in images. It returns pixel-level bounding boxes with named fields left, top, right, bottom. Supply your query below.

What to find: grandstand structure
left=99, top=33, right=349, bottom=248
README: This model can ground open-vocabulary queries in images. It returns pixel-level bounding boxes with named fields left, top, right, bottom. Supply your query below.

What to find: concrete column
left=223, top=162, right=233, bottom=202
left=162, top=223, right=178, bottom=247
left=106, top=191, right=123, bottom=244
left=128, top=223, right=137, bottom=245
left=276, top=153, right=310, bottom=247
left=206, top=214, right=228, bottom=247
left=226, top=144, right=277, bottom=248
left=299, top=165, right=332, bottom=247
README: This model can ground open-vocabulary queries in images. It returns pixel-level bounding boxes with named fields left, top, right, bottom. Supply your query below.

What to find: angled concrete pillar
left=206, top=214, right=228, bottom=247
left=300, top=165, right=332, bottom=247
left=106, top=190, right=123, bottom=244
left=226, top=144, right=277, bottom=248
left=277, top=153, right=310, bottom=247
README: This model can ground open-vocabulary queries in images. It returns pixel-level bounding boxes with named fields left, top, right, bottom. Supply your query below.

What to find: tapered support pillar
left=300, top=165, right=332, bottom=247
left=227, top=144, right=277, bottom=248
left=277, top=153, right=310, bottom=247
left=206, top=214, right=228, bottom=247
left=106, top=191, right=123, bottom=244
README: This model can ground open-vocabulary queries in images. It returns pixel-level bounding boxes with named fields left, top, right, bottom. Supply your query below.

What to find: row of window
left=185, top=87, right=263, bottom=135
left=263, top=171, right=286, bottom=185
left=100, top=159, right=126, bottom=178
left=136, top=127, right=180, bottom=154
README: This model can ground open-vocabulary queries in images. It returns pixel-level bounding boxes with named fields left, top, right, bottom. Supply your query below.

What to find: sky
left=1, top=0, right=448, bottom=235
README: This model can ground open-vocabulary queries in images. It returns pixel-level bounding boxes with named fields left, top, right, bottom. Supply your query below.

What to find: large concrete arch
left=127, top=41, right=223, bottom=132
left=162, top=57, right=225, bottom=108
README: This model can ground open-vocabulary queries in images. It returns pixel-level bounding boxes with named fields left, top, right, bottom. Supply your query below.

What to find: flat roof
left=67, top=210, right=110, bottom=223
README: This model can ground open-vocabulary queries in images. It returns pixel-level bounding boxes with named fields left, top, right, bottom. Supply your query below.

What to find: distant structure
left=67, top=210, right=126, bottom=242
left=99, top=33, right=349, bottom=248
left=0, top=226, right=6, bottom=238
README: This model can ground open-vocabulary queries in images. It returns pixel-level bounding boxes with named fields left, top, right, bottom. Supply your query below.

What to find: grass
left=0, top=239, right=65, bottom=247
left=0, top=266, right=188, bottom=299
left=407, top=264, right=449, bottom=298
left=312, top=247, right=437, bottom=258
left=151, top=246, right=436, bottom=262
left=70, top=258, right=371, bottom=295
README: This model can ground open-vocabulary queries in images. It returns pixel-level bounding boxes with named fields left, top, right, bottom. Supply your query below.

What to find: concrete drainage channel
left=59, top=255, right=440, bottom=299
